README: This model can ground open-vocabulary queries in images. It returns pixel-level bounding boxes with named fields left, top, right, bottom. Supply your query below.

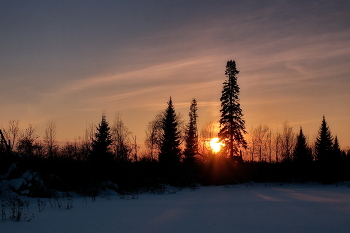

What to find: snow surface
left=2, top=183, right=350, bottom=233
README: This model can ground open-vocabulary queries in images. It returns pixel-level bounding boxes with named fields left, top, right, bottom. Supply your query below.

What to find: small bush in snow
left=48, top=196, right=73, bottom=210
left=1, top=197, right=34, bottom=222
left=37, top=199, right=46, bottom=212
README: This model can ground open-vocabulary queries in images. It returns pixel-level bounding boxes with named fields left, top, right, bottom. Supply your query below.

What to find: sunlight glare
left=209, top=138, right=223, bottom=153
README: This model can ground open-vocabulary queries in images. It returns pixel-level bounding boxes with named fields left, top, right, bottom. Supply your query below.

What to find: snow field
left=2, top=183, right=350, bottom=233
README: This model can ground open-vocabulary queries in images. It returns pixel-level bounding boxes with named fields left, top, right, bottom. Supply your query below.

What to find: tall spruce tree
left=219, top=60, right=247, bottom=158
left=159, top=97, right=182, bottom=164
left=91, top=114, right=113, bottom=163
left=184, top=98, right=198, bottom=162
left=315, top=116, right=333, bottom=164
left=293, top=127, right=312, bottom=164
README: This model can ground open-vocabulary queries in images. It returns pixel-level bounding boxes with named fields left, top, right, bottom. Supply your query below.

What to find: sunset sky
left=1, top=0, right=350, bottom=149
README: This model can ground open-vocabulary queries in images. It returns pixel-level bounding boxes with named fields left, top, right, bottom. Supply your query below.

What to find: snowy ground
left=2, top=183, right=350, bottom=233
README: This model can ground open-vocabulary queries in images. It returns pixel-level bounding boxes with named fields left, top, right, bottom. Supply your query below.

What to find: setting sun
left=209, top=138, right=223, bottom=153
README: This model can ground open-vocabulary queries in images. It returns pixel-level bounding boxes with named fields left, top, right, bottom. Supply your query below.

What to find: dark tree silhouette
left=159, top=97, right=181, bottom=165
left=280, top=122, right=295, bottom=162
left=0, top=129, right=11, bottom=155
left=144, top=111, right=164, bottom=161
left=90, top=114, right=113, bottom=163
left=219, top=60, right=247, bottom=158
left=293, top=127, right=312, bottom=164
left=1, top=120, right=20, bottom=151
left=111, top=114, right=134, bottom=162
left=333, top=135, right=342, bottom=161
left=16, top=124, right=43, bottom=157
left=315, top=116, right=333, bottom=164
left=183, top=98, right=199, bottom=163
left=44, top=120, right=58, bottom=158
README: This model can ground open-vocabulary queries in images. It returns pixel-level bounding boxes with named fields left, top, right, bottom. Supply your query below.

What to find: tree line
left=1, top=60, right=350, bottom=196
left=245, top=118, right=346, bottom=164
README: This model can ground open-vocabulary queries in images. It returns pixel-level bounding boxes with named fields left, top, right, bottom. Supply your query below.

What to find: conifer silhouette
left=219, top=60, right=247, bottom=158
left=184, top=98, right=199, bottom=163
left=159, top=97, right=182, bottom=164
left=91, top=114, right=113, bottom=163
left=315, top=116, right=333, bottom=164
left=293, top=127, right=312, bottom=164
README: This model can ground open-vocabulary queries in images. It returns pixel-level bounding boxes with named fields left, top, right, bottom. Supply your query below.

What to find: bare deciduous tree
left=266, top=128, right=273, bottom=163
left=83, top=122, right=94, bottom=153
left=249, top=124, right=270, bottom=162
left=44, top=120, right=58, bottom=158
left=198, top=121, right=219, bottom=160
left=247, top=124, right=291, bottom=163
left=60, top=138, right=87, bottom=160
left=17, top=124, right=43, bottom=157
left=1, top=120, right=21, bottom=151
left=144, top=111, right=164, bottom=161
left=280, top=121, right=296, bottom=162
left=273, top=131, right=282, bottom=163
left=111, top=113, right=136, bottom=162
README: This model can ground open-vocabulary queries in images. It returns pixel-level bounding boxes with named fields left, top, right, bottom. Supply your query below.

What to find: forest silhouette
left=1, top=60, right=350, bottom=197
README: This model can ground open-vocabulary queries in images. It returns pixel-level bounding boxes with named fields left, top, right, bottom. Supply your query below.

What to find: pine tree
left=184, top=98, right=198, bottom=163
left=333, top=136, right=342, bottom=161
left=315, top=116, right=333, bottom=164
left=293, top=127, right=312, bottom=164
left=219, top=60, right=247, bottom=158
left=91, top=114, right=113, bottom=163
left=159, top=97, right=182, bottom=164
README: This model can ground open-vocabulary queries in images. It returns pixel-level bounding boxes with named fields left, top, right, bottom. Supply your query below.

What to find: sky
left=1, top=0, right=350, bottom=149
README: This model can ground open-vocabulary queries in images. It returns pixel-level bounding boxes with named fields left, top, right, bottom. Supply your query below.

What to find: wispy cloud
left=93, top=86, right=165, bottom=103
left=1, top=1, right=349, bottom=146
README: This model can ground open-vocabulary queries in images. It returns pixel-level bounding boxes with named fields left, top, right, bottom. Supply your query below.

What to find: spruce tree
left=91, top=114, right=113, bottom=163
left=184, top=98, right=199, bottom=163
left=219, top=60, right=247, bottom=158
left=293, top=127, right=312, bottom=164
left=315, top=116, right=333, bottom=164
left=333, top=136, right=342, bottom=161
left=159, top=97, right=182, bottom=164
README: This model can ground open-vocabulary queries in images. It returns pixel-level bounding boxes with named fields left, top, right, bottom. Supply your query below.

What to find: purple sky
left=1, top=0, right=350, bottom=148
